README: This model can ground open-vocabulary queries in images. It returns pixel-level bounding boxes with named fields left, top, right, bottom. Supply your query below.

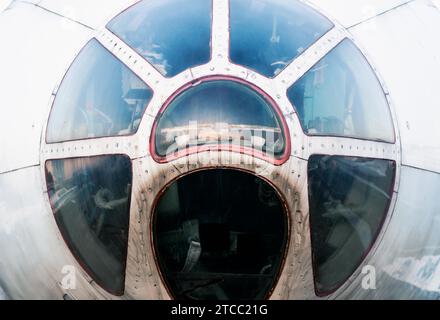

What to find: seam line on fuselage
left=18, top=0, right=95, bottom=30
left=347, top=0, right=416, bottom=29
left=0, top=164, right=40, bottom=176
left=401, top=164, right=440, bottom=175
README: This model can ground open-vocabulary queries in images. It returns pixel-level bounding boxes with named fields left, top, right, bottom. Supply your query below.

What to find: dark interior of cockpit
left=153, top=169, right=288, bottom=300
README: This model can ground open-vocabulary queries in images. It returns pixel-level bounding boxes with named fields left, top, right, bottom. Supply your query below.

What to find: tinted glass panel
left=46, top=39, right=153, bottom=143
left=155, top=80, right=286, bottom=159
left=154, top=169, right=287, bottom=300
left=107, top=0, right=212, bottom=77
left=288, top=39, right=395, bottom=142
left=308, top=155, right=395, bottom=294
left=230, top=0, right=333, bottom=77
left=45, top=155, right=132, bottom=295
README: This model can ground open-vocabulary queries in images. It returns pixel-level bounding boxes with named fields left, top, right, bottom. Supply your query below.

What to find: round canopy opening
left=153, top=169, right=288, bottom=300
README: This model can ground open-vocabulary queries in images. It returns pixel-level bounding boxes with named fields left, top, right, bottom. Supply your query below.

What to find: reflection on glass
left=154, top=169, right=287, bottom=300
left=288, top=39, right=395, bottom=142
left=45, top=155, right=132, bottom=295
left=230, top=0, right=333, bottom=78
left=46, top=39, right=153, bottom=143
left=155, top=80, right=286, bottom=159
left=107, top=0, right=211, bottom=77
left=308, top=155, right=395, bottom=294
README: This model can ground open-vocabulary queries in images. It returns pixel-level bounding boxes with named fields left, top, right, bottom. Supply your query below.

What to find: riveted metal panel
left=0, top=0, right=419, bottom=300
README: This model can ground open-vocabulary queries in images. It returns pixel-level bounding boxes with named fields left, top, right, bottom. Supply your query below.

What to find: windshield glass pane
left=154, top=80, right=286, bottom=160
left=45, top=155, right=132, bottom=295
left=308, top=155, right=395, bottom=295
left=46, top=39, right=153, bottom=143
left=230, top=0, right=333, bottom=78
left=287, top=39, right=395, bottom=142
left=107, top=0, right=212, bottom=77
left=154, top=169, right=288, bottom=300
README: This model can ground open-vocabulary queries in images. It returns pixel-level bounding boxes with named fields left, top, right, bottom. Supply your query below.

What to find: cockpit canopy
left=153, top=79, right=287, bottom=161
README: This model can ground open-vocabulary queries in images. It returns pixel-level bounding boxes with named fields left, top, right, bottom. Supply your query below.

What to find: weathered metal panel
left=307, top=0, right=412, bottom=27
left=38, top=0, right=138, bottom=29
left=0, top=285, right=7, bottom=300
left=0, top=0, right=438, bottom=300
left=0, top=166, right=108, bottom=299
left=343, top=166, right=440, bottom=299
left=350, top=0, right=440, bottom=173
left=0, top=0, right=12, bottom=13
left=0, top=2, right=92, bottom=173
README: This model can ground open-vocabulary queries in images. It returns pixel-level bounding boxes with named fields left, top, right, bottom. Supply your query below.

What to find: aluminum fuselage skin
left=0, top=0, right=439, bottom=300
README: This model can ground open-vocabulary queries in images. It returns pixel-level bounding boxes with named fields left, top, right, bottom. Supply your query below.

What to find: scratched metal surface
left=0, top=0, right=12, bottom=12
left=0, top=285, right=7, bottom=300
left=307, top=0, right=413, bottom=27
left=342, top=166, right=440, bottom=299
left=349, top=0, right=440, bottom=174
left=0, top=1, right=92, bottom=174
left=0, top=0, right=439, bottom=300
